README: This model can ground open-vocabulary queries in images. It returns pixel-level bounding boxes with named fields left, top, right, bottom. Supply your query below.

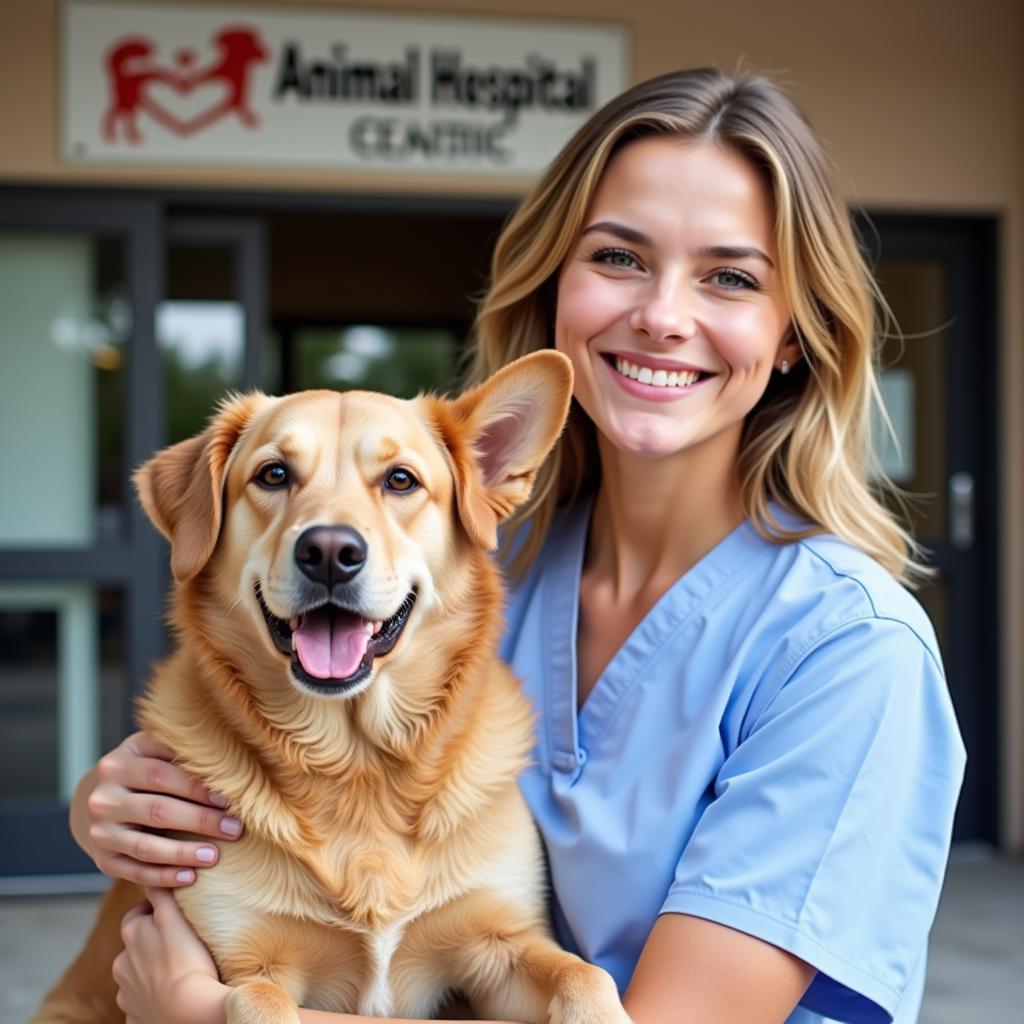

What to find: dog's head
left=135, top=351, right=572, bottom=701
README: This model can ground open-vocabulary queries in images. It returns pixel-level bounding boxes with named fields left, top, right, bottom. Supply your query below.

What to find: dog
left=33, top=351, right=631, bottom=1024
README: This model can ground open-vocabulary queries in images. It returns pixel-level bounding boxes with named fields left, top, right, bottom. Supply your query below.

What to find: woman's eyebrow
left=580, top=224, right=775, bottom=270
left=697, top=245, right=775, bottom=269
left=580, top=221, right=652, bottom=245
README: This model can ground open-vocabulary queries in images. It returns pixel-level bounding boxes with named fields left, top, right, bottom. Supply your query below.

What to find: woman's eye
left=711, top=268, right=759, bottom=290
left=385, top=468, right=419, bottom=493
left=592, top=247, right=640, bottom=270
left=256, top=463, right=289, bottom=488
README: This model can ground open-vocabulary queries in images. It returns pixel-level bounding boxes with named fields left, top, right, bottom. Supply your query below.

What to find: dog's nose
left=294, top=526, right=367, bottom=586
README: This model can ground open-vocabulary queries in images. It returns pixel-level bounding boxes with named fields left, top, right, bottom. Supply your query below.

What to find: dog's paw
left=225, top=980, right=302, bottom=1024
left=546, top=965, right=633, bottom=1024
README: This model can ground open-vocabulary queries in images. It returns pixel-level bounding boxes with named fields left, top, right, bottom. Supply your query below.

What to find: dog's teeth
left=289, top=616, right=299, bottom=630
left=291, top=634, right=297, bottom=651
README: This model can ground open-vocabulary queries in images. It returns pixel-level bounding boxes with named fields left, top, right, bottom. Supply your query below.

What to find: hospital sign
left=62, top=1, right=630, bottom=176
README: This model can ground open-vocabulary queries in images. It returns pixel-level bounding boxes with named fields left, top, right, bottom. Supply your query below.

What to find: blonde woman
left=72, top=68, right=964, bottom=1024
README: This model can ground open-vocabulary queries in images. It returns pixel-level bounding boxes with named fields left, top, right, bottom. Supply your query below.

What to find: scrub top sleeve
left=662, top=616, right=965, bottom=1024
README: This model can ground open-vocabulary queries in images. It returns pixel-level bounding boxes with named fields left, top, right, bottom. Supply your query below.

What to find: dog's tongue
left=293, top=608, right=371, bottom=680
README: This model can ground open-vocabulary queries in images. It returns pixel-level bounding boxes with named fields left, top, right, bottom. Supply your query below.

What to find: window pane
left=0, top=232, right=128, bottom=547
left=158, top=300, right=244, bottom=444
left=873, top=259, right=948, bottom=540
left=0, top=587, right=125, bottom=802
left=162, top=241, right=244, bottom=443
left=291, top=325, right=457, bottom=398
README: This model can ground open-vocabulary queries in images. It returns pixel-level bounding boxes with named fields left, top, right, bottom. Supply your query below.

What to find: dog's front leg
left=402, top=893, right=632, bottom=1024
left=477, top=933, right=633, bottom=1024
left=225, top=975, right=302, bottom=1024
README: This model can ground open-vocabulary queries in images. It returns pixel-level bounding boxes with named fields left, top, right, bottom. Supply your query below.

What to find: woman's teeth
left=614, top=357, right=702, bottom=388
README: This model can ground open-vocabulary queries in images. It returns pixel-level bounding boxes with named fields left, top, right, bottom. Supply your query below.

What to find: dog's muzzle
left=256, top=583, right=417, bottom=698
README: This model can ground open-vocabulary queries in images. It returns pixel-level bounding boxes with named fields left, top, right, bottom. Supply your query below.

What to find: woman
left=71, top=68, right=964, bottom=1024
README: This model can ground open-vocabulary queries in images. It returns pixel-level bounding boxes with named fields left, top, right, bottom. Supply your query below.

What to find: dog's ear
left=134, top=392, right=267, bottom=582
left=441, top=351, right=573, bottom=550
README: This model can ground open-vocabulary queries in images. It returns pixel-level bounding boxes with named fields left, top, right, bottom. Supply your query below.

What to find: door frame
left=0, top=190, right=166, bottom=881
left=857, top=211, right=1000, bottom=843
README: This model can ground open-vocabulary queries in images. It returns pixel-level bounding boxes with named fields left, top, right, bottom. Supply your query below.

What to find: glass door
left=0, top=201, right=268, bottom=884
left=0, top=192, right=165, bottom=881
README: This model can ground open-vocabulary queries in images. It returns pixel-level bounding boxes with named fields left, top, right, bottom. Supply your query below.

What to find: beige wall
left=2, top=0, right=1023, bottom=848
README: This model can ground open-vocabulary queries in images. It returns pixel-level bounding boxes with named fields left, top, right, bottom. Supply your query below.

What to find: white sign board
left=62, top=1, right=630, bottom=176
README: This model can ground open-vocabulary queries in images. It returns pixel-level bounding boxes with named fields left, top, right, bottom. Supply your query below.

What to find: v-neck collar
left=541, top=496, right=768, bottom=778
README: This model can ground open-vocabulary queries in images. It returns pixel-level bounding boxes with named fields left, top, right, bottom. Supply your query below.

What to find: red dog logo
left=103, top=26, right=269, bottom=143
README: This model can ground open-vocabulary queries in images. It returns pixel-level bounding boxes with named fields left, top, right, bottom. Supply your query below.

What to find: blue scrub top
left=501, top=499, right=965, bottom=1024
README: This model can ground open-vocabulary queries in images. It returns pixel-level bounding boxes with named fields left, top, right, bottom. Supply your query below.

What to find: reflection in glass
left=0, top=588, right=125, bottom=802
left=158, top=300, right=244, bottom=444
left=0, top=232, right=128, bottom=547
left=873, top=259, right=947, bottom=540
left=292, top=325, right=456, bottom=399
left=875, top=369, right=915, bottom=484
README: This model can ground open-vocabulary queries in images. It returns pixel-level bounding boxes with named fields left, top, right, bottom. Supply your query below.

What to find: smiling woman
left=555, top=138, right=796, bottom=459
left=62, top=67, right=964, bottom=1024
left=463, top=67, right=965, bottom=1024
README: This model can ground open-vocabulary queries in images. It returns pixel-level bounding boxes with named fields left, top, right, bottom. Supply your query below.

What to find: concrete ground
left=2, top=849, right=1022, bottom=1022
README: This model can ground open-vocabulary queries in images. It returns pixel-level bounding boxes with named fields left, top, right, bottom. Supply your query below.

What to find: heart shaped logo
left=102, top=27, right=269, bottom=142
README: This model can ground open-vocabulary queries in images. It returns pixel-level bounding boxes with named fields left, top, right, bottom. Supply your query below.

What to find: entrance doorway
left=0, top=191, right=999, bottom=884
left=859, top=213, right=999, bottom=843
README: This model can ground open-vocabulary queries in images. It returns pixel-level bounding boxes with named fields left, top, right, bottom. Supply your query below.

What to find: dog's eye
left=384, top=468, right=419, bottom=493
left=256, top=463, right=289, bottom=489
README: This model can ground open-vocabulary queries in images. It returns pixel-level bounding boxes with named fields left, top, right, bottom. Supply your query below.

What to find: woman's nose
left=629, top=276, right=697, bottom=342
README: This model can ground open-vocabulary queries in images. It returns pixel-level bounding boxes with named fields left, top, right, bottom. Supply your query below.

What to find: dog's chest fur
left=173, top=766, right=534, bottom=1017
left=143, top=651, right=537, bottom=1018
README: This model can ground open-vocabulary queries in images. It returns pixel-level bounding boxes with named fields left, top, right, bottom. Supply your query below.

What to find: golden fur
left=33, top=352, right=630, bottom=1024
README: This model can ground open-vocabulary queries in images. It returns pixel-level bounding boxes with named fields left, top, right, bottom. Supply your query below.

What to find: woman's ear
left=429, top=351, right=574, bottom=550
left=775, top=326, right=804, bottom=373
left=134, top=392, right=268, bottom=582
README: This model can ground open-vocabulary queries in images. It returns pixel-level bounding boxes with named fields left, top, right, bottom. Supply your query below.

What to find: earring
left=779, top=359, right=791, bottom=375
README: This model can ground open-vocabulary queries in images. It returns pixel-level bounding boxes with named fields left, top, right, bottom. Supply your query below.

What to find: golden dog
left=33, top=351, right=630, bottom=1024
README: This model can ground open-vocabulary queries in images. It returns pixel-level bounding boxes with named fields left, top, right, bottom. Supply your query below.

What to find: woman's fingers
left=101, top=853, right=200, bottom=889
left=105, top=825, right=222, bottom=870
left=97, top=743, right=228, bottom=810
left=120, top=730, right=177, bottom=763
left=145, top=886, right=191, bottom=931
left=123, top=792, right=242, bottom=841
left=120, top=899, right=153, bottom=933
left=79, top=730, right=242, bottom=885
left=86, top=791, right=241, bottom=881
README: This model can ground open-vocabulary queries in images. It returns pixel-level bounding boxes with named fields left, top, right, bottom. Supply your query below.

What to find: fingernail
left=219, top=816, right=242, bottom=837
left=196, top=846, right=216, bottom=863
left=176, top=869, right=194, bottom=883
left=209, top=792, right=229, bottom=808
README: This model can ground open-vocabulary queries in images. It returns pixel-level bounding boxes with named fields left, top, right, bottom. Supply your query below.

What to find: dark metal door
left=861, top=213, right=999, bottom=843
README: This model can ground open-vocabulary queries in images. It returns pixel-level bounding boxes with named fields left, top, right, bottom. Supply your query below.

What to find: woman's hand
left=113, top=887, right=229, bottom=1024
left=71, top=731, right=243, bottom=886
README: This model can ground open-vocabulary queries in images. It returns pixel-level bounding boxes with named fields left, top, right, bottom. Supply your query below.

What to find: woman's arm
left=623, top=913, right=815, bottom=1023
left=70, top=731, right=243, bottom=886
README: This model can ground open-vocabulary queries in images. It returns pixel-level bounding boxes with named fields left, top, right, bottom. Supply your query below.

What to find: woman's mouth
left=603, top=354, right=715, bottom=399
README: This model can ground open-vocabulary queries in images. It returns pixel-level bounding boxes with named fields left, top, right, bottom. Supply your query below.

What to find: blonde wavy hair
left=466, top=67, right=923, bottom=584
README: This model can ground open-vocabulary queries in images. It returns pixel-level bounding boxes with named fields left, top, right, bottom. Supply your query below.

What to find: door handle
left=949, top=472, right=975, bottom=550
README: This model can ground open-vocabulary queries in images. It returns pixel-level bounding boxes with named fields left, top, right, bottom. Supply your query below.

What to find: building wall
left=2, top=0, right=1022, bottom=849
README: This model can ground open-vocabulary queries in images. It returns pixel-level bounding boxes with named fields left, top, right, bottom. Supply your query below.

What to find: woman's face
left=556, top=136, right=798, bottom=463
